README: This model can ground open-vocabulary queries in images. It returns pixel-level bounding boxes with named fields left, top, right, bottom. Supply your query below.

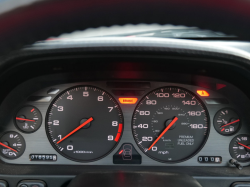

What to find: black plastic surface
left=231, top=182, right=250, bottom=187
left=17, top=180, right=46, bottom=187
left=0, top=180, right=7, bottom=187
left=67, top=172, right=202, bottom=187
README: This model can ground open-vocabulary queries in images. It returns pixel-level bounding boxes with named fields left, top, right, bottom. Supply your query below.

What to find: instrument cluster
left=0, top=75, right=250, bottom=167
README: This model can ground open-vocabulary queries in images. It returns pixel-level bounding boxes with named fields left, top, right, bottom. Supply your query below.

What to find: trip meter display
left=132, top=87, right=210, bottom=163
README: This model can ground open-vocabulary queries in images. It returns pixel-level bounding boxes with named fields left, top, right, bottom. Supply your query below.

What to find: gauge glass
left=132, top=86, right=210, bottom=163
left=15, top=106, right=42, bottom=133
left=0, top=131, right=26, bottom=159
left=46, top=86, right=123, bottom=162
left=213, top=108, right=240, bottom=136
left=229, top=134, right=250, bottom=162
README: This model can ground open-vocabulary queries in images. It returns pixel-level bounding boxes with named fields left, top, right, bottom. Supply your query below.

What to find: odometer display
left=46, top=86, right=123, bottom=162
left=132, top=87, right=209, bottom=163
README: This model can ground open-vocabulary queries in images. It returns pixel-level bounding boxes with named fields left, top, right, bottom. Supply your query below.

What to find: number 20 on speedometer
left=132, top=87, right=210, bottom=163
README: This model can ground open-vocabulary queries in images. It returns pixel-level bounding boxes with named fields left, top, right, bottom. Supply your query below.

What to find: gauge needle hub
left=148, top=117, right=178, bottom=150
left=221, top=119, right=240, bottom=128
left=16, top=117, right=35, bottom=122
left=0, top=142, right=18, bottom=152
left=57, top=117, right=93, bottom=144
left=238, top=142, right=250, bottom=150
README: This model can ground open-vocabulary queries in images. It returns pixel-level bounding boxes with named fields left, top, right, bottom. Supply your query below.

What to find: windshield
left=49, top=24, right=236, bottom=40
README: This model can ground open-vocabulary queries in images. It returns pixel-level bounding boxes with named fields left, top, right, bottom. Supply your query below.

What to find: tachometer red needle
left=16, top=117, right=35, bottom=122
left=221, top=119, right=240, bottom=128
left=57, top=117, right=93, bottom=144
left=148, top=117, right=178, bottom=151
left=238, top=142, right=250, bottom=150
left=0, top=142, right=18, bottom=152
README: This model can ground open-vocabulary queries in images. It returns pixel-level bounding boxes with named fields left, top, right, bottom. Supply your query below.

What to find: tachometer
left=46, top=86, right=123, bottom=162
left=132, top=86, right=209, bottom=163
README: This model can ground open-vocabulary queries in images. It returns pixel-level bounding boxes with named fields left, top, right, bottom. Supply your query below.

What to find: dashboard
left=1, top=76, right=250, bottom=167
left=1, top=38, right=250, bottom=187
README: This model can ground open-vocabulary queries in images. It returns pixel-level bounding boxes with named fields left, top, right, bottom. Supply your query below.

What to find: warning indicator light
left=197, top=90, right=210, bottom=97
left=119, top=98, right=138, bottom=104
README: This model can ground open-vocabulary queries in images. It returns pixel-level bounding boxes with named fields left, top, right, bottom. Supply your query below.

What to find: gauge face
left=15, top=106, right=42, bottom=133
left=0, top=131, right=26, bottom=159
left=213, top=108, right=240, bottom=136
left=132, top=86, right=210, bottom=163
left=229, top=134, right=250, bottom=162
left=46, top=86, right=123, bottom=162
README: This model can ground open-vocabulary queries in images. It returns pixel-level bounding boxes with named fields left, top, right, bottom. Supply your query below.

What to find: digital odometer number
left=132, top=87, right=210, bottom=163
left=46, top=86, right=123, bottom=162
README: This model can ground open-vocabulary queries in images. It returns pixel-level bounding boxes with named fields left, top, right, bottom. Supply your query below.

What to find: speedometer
left=132, top=86, right=209, bottom=163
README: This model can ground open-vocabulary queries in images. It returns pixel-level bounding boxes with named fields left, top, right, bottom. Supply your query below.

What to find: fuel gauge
left=15, top=106, right=42, bottom=133
left=214, top=108, right=240, bottom=136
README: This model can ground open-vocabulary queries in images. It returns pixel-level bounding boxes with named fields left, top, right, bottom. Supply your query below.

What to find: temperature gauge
left=229, top=134, right=250, bottom=162
left=15, top=106, right=42, bottom=133
left=0, top=131, right=26, bottom=159
left=213, top=108, right=240, bottom=136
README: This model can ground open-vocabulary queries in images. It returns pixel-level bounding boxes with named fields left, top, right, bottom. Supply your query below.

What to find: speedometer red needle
left=0, top=142, right=18, bottom=152
left=148, top=117, right=178, bottom=151
left=238, top=142, right=250, bottom=150
left=221, top=119, right=240, bottom=128
left=16, top=117, right=35, bottom=122
left=57, top=117, right=93, bottom=144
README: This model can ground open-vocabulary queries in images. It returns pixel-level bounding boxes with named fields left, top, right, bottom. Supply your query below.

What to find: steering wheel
left=0, top=0, right=250, bottom=54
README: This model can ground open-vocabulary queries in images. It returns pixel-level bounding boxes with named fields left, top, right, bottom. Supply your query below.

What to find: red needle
left=0, top=142, right=18, bottom=152
left=57, top=117, right=93, bottom=144
left=16, top=117, right=35, bottom=122
left=238, top=142, right=250, bottom=150
left=148, top=117, right=178, bottom=150
left=221, top=119, right=240, bottom=128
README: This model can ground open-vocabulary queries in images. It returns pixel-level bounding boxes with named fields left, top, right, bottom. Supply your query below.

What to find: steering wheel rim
left=0, top=0, right=250, bottom=54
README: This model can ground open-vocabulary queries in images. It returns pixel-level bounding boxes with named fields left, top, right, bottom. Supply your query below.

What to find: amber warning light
left=197, top=90, right=210, bottom=96
left=119, top=98, right=138, bottom=104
